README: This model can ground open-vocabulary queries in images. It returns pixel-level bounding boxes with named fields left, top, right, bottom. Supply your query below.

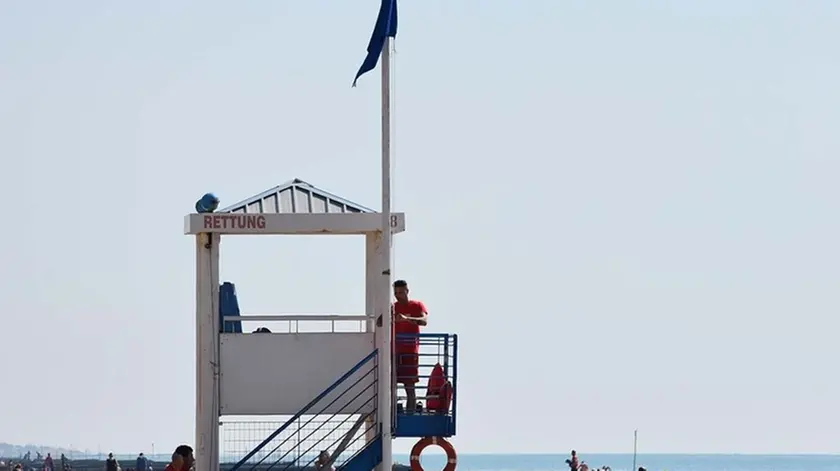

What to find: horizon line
left=5, top=452, right=836, bottom=457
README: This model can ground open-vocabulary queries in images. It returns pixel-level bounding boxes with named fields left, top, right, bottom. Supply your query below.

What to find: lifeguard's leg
left=405, top=383, right=417, bottom=412
left=397, top=350, right=420, bottom=411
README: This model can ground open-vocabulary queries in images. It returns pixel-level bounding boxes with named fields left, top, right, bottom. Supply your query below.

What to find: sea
left=57, top=453, right=840, bottom=471
left=394, top=453, right=840, bottom=471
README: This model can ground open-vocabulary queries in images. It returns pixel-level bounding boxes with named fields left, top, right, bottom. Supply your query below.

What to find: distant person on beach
left=565, top=450, right=579, bottom=471
left=164, top=445, right=194, bottom=471
left=135, top=454, right=148, bottom=471
left=314, top=451, right=334, bottom=471
left=105, top=454, right=119, bottom=471
left=45, top=454, right=54, bottom=471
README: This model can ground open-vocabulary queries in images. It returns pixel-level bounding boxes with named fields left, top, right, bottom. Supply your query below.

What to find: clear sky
left=1, top=0, right=839, bottom=457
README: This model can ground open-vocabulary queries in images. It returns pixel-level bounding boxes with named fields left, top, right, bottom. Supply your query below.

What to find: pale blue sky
left=1, top=0, right=839, bottom=456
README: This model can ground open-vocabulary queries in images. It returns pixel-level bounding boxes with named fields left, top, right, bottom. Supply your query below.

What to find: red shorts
left=395, top=348, right=419, bottom=384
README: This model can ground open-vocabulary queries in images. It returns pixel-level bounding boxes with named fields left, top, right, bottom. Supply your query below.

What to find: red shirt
left=393, top=300, right=427, bottom=351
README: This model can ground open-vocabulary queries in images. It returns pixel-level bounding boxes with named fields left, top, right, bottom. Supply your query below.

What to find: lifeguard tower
left=185, top=179, right=459, bottom=471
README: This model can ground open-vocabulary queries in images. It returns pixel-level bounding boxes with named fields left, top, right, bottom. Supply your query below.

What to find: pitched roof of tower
left=218, top=178, right=374, bottom=214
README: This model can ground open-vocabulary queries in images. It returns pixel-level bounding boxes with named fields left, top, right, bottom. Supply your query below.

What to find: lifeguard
left=391, top=279, right=428, bottom=412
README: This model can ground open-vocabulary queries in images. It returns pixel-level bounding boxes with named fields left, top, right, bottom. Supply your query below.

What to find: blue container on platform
left=219, top=282, right=243, bottom=333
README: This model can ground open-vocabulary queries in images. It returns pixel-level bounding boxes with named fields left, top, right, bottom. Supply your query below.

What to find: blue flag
left=353, top=0, right=398, bottom=86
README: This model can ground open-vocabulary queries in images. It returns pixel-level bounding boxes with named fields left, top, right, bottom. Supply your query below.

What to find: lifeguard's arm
left=405, top=302, right=428, bottom=326
left=409, top=312, right=428, bottom=326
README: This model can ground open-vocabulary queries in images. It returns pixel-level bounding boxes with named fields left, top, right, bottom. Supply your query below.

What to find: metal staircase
left=227, top=332, right=459, bottom=471
left=229, top=351, right=381, bottom=471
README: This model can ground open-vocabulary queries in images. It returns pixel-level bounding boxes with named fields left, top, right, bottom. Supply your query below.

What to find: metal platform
left=393, top=333, right=458, bottom=438
left=394, top=413, right=456, bottom=438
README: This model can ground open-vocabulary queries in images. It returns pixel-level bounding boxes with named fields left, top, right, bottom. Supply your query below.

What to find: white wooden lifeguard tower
left=185, top=179, right=458, bottom=471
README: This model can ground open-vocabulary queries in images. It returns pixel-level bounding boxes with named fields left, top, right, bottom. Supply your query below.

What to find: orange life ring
left=410, top=436, right=457, bottom=471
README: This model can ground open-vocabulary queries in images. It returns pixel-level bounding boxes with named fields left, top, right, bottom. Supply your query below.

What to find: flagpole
left=632, top=429, right=638, bottom=471
left=378, top=34, right=394, bottom=471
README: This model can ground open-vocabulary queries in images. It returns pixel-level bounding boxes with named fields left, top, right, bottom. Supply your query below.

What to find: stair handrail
left=230, top=349, right=379, bottom=471
left=283, top=414, right=378, bottom=471
left=272, top=389, right=377, bottom=471
left=335, top=435, right=382, bottom=471
left=300, top=418, right=378, bottom=471
left=262, top=367, right=378, bottom=471
left=325, top=411, right=372, bottom=468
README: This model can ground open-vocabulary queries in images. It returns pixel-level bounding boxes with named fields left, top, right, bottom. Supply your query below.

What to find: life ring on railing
left=410, top=436, right=457, bottom=471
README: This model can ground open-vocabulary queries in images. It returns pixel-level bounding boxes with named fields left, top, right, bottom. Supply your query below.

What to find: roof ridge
left=217, top=178, right=374, bottom=214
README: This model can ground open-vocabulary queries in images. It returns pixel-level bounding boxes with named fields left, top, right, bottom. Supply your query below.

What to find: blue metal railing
left=230, top=350, right=380, bottom=471
left=394, top=333, right=458, bottom=429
